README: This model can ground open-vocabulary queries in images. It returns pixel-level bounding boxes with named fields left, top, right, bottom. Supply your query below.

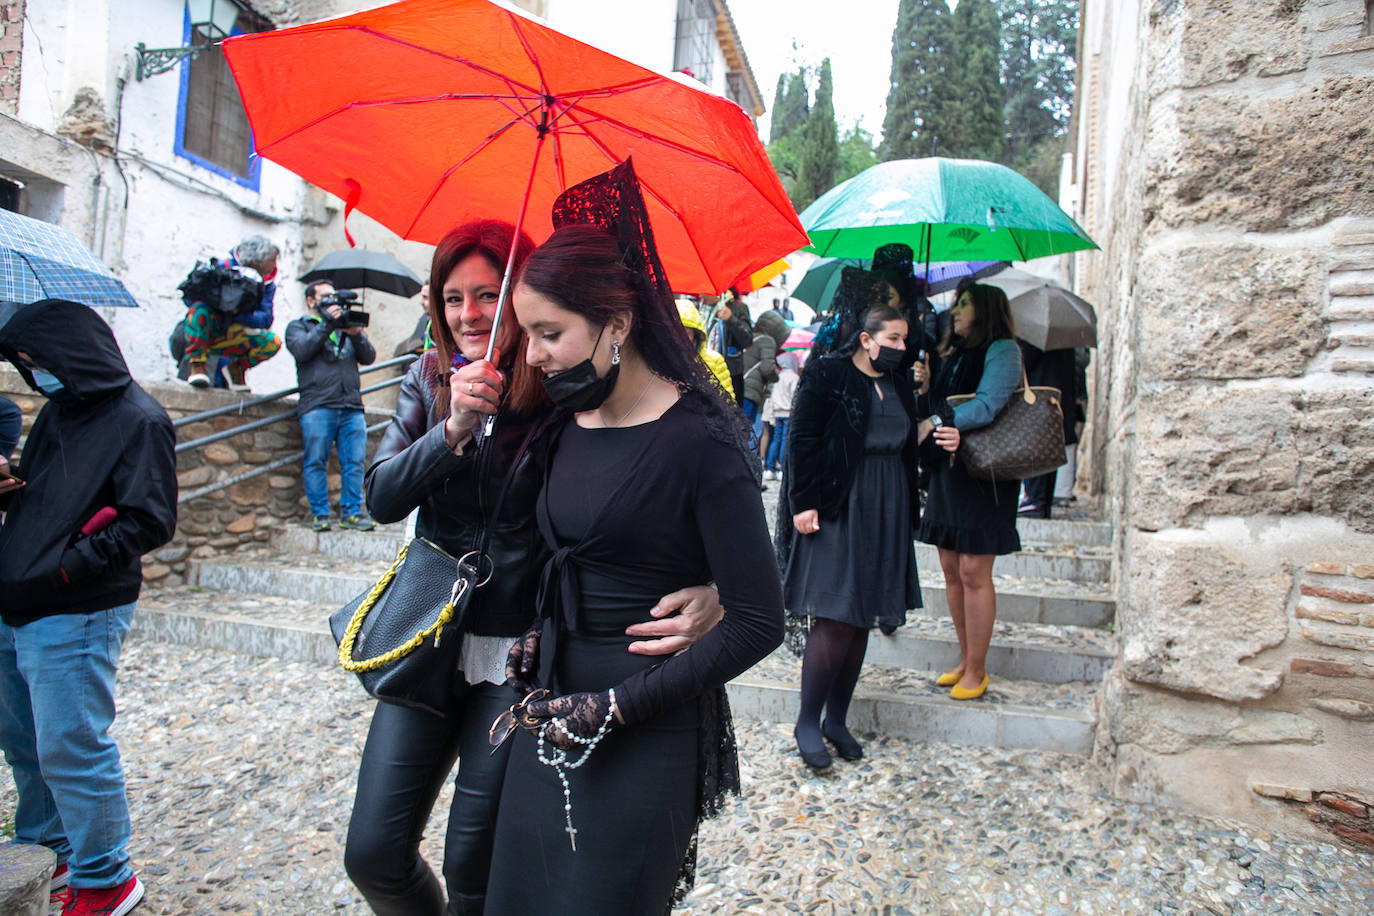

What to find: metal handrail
left=171, top=353, right=417, bottom=429
left=177, top=419, right=392, bottom=504
left=173, top=352, right=417, bottom=498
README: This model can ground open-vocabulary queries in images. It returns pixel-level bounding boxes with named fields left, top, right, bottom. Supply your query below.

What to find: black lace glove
left=505, top=620, right=542, bottom=696
left=523, top=690, right=617, bottom=751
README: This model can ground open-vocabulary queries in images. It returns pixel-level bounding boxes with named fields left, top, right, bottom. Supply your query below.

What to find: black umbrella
left=298, top=249, right=424, bottom=297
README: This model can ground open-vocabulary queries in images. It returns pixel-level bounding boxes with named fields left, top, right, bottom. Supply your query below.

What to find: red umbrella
left=221, top=0, right=806, bottom=300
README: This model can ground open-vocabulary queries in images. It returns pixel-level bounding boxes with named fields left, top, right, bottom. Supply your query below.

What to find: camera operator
left=285, top=281, right=377, bottom=532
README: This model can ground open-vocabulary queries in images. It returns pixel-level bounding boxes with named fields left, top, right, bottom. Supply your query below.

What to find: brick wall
left=0, top=0, right=22, bottom=115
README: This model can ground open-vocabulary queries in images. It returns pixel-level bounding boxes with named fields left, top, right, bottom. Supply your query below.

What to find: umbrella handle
left=482, top=128, right=547, bottom=440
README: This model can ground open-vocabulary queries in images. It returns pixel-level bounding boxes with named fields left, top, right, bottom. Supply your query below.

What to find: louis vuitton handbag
left=947, top=364, right=1066, bottom=482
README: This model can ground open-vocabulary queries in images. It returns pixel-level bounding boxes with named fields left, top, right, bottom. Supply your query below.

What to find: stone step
left=282, top=524, right=1115, bottom=564
left=913, top=542, right=1110, bottom=584
left=871, top=615, right=1113, bottom=683
left=916, top=578, right=1115, bottom=629
left=729, top=651, right=1096, bottom=757
left=270, top=524, right=409, bottom=564
left=133, top=590, right=1095, bottom=757
left=1015, top=517, right=1113, bottom=548
left=190, top=555, right=384, bottom=606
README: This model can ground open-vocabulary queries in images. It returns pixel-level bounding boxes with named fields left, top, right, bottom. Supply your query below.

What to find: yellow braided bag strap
left=336, top=541, right=460, bottom=673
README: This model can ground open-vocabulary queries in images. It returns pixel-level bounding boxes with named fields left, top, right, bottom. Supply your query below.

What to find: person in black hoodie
left=0, top=299, right=177, bottom=916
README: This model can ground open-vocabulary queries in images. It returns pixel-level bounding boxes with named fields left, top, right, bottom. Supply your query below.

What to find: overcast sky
left=729, top=0, right=900, bottom=141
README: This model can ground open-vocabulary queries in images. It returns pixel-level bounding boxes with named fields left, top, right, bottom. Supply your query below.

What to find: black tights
left=795, top=618, right=869, bottom=748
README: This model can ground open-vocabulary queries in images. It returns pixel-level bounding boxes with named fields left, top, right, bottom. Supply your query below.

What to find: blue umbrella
left=0, top=209, right=140, bottom=309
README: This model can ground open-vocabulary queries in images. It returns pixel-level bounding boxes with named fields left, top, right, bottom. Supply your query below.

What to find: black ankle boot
left=821, top=719, right=863, bottom=760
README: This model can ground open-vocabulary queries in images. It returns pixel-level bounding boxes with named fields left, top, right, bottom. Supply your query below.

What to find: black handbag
left=947, top=364, right=1066, bottom=482
left=329, top=416, right=537, bottom=715
left=329, top=536, right=478, bottom=716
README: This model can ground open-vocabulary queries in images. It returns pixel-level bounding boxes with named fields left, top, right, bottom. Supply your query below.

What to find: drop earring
left=610, top=340, right=621, bottom=365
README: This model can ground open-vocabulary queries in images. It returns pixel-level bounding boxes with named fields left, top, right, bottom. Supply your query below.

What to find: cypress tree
left=946, top=0, right=1005, bottom=160
left=773, top=69, right=811, bottom=141
left=799, top=58, right=839, bottom=207
left=769, top=74, right=789, bottom=144
left=880, top=0, right=952, bottom=160
left=998, top=0, right=1077, bottom=164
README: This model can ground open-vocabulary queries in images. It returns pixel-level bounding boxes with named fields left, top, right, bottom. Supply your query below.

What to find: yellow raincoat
left=677, top=300, right=735, bottom=399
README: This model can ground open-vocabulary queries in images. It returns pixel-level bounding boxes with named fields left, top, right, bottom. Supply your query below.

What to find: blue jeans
left=0, top=603, right=136, bottom=888
left=300, top=407, right=367, bottom=517
left=741, top=398, right=762, bottom=451
left=765, top=416, right=788, bottom=472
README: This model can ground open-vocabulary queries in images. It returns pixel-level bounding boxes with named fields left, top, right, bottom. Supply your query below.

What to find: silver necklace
left=602, top=376, right=654, bottom=427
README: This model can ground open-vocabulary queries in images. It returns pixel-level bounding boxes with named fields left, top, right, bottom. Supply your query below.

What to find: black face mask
left=539, top=325, right=620, bottom=412
left=869, top=345, right=904, bottom=374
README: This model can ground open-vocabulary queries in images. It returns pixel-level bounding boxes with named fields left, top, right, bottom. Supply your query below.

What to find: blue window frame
left=173, top=3, right=269, bottom=189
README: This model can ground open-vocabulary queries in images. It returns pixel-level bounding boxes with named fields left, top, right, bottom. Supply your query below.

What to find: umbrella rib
left=337, top=25, right=546, bottom=98
left=399, top=103, right=544, bottom=238
left=556, top=104, right=759, bottom=179
left=506, top=11, right=552, bottom=105
left=258, top=92, right=543, bottom=156
left=559, top=109, right=722, bottom=289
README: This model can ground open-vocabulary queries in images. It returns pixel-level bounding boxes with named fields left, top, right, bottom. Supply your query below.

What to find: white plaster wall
left=17, top=0, right=112, bottom=131
left=544, top=0, right=679, bottom=73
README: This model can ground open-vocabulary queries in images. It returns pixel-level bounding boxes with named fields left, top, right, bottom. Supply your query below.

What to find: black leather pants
left=344, top=681, right=513, bottom=916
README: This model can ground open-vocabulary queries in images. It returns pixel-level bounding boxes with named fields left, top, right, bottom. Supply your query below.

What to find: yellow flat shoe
left=935, top=668, right=964, bottom=687
left=949, top=675, right=989, bottom=700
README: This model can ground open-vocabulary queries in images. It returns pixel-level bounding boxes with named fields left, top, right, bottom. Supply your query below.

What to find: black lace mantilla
left=551, top=159, right=759, bottom=482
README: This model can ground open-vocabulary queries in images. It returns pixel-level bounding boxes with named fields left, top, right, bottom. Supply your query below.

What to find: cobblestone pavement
left=3, top=639, right=1369, bottom=915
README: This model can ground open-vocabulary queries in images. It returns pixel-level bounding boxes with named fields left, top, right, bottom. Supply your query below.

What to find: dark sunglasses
left=488, top=688, right=550, bottom=753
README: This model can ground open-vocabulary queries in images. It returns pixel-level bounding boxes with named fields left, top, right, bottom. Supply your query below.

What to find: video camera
left=319, top=289, right=370, bottom=328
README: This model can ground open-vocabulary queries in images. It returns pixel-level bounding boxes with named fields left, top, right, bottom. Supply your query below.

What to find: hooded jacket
left=741, top=309, right=789, bottom=407
left=0, top=300, right=178, bottom=624
left=676, top=300, right=735, bottom=399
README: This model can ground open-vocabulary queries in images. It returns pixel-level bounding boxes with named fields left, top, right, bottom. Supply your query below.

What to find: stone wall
left=1071, top=0, right=1374, bottom=847
left=0, top=367, right=391, bottom=589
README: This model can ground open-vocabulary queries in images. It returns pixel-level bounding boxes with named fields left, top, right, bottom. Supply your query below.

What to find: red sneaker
left=50, top=861, right=70, bottom=891
left=62, top=874, right=144, bottom=916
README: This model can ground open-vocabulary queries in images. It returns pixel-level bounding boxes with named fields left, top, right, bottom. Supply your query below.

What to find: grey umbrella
left=983, top=268, right=1097, bottom=350
left=298, top=249, right=424, bottom=297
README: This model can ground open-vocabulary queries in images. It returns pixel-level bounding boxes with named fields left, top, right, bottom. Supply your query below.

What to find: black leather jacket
left=365, top=352, right=546, bottom=637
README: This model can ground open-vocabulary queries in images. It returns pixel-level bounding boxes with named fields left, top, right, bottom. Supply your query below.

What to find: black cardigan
left=785, top=353, right=921, bottom=524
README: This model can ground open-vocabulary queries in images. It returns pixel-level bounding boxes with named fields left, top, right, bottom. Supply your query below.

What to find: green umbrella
left=790, top=257, right=867, bottom=312
left=800, top=158, right=1097, bottom=262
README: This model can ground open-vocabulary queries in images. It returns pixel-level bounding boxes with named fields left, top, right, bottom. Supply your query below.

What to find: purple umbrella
left=916, top=260, right=1009, bottom=295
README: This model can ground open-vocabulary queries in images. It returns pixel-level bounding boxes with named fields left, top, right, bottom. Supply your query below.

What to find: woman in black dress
left=917, top=282, right=1023, bottom=700
left=783, top=302, right=959, bottom=769
left=346, top=220, right=722, bottom=916
left=485, top=165, right=783, bottom=916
